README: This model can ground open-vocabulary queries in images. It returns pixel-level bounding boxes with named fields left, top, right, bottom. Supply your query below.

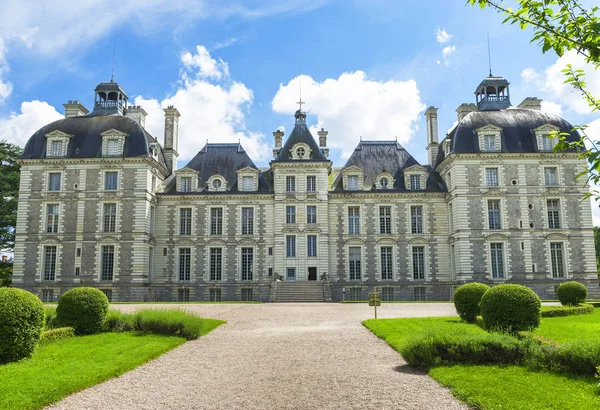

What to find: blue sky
left=0, top=0, right=598, bottom=170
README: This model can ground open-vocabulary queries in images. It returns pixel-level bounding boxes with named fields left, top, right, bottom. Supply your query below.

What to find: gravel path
left=49, top=303, right=467, bottom=410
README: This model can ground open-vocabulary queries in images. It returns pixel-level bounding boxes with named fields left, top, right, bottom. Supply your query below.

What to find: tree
left=0, top=141, right=22, bottom=251
left=594, top=227, right=600, bottom=271
left=0, top=259, right=11, bottom=287
left=468, top=1, right=600, bottom=198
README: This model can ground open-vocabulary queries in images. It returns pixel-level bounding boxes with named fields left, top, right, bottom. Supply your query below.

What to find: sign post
left=368, top=286, right=381, bottom=319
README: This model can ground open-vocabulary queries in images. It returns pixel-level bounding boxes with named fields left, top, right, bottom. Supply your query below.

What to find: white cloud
left=271, top=72, right=426, bottom=159
left=540, top=100, right=563, bottom=117
left=435, top=28, right=453, bottom=44
left=521, top=51, right=600, bottom=114
left=135, top=45, right=269, bottom=165
left=441, top=45, right=456, bottom=65
left=0, top=100, right=62, bottom=146
left=0, top=38, right=12, bottom=102
left=213, top=37, right=237, bottom=50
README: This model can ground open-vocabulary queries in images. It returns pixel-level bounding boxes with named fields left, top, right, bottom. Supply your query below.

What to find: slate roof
left=436, top=108, right=580, bottom=165
left=272, top=120, right=328, bottom=162
left=21, top=115, right=166, bottom=167
left=164, top=143, right=271, bottom=194
left=332, top=140, right=446, bottom=192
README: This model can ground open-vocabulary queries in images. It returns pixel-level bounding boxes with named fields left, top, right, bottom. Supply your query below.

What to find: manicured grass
left=535, top=308, right=600, bottom=343
left=431, top=365, right=600, bottom=410
left=0, top=332, right=185, bottom=410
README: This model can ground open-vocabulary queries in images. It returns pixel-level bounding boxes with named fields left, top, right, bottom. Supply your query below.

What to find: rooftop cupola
left=294, top=97, right=307, bottom=125
left=475, top=75, right=511, bottom=111
left=91, top=79, right=128, bottom=116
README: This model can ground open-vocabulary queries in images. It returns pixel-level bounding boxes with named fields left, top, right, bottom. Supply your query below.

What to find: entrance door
left=308, top=267, right=317, bottom=281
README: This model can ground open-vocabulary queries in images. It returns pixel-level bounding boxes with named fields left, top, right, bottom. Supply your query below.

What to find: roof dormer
left=45, top=130, right=72, bottom=158
left=476, top=125, right=502, bottom=152
left=534, top=124, right=561, bottom=152
left=207, top=174, right=227, bottom=192
left=375, top=172, right=394, bottom=190
left=175, top=167, right=198, bottom=193
left=236, top=167, right=260, bottom=192
left=100, top=129, right=128, bottom=157
left=404, top=165, right=427, bottom=190
left=290, top=143, right=312, bottom=160
left=341, top=165, right=364, bottom=191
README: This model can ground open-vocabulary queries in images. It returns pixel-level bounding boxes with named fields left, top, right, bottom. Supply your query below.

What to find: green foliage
left=595, top=226, right=600, bottom=272
left=0, top=260, right=11, bottom=288
left=537, top=308, right=600, bottom=343
left=480, top=284, right=541, bottom=333
left=44, top=306, right=59, bottom=330
left=542, top=303, right=594, bottom=317
left=56, top=287, right=109, bottom=335
left=39, top=327, right=75, bottom=344
left=528, top=340, right=600, bottom=376
left=102, top=309, right=135, bottom=332
left=0, top=332, right=186, bottom=410
left=132, top=309, right=225, bottom=340
left=453, top=282, right=490, bottom=322
left=0, top=288, right=45, bottom=363
left=557, top=281, right=588, bottom=305
left=0, top=142, right=22, bottom=251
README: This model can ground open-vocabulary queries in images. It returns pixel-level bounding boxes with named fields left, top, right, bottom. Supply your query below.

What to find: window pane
left=178, top=248, right=191, bottom=281
left=242, top=207, right=254, bottom=235
left=180, top=208, right=192, bottom=235
left=348, top=175, right=358, bottom=190
left=545, top=168, right=558, bottom=186
left=286, top=206, right=296, bottom=224
left=105, top=172, right=118, bottom=190
left=349, top=247, right=361, bottom=280
left=412, top=246, right=425, bottom=280
left=46, top=204, right=59, bottom=233
left=547, top=200, right=561, bottom=229
left=103, top=203, right=117, bottom=232
left=242, top=176, right=253, bottom=191
left=381, top=247, right=393, bottom=280
left=307, top=235, right=317, bottom=257
left=210, top=208, right=223, bottom=235
left=348, top=207, right=360, bottom=234
left=210, top=248, right=222, bottom=281
left=241, top=248, right=253, bottom=280
left=48, top=173, right=61, bottom=191
left=487, top=200, right=501, bottom=229
left=550, top=242, right=564, bottom=278
left=181, top=177, right=192, bottom=192
left=490, top=243, right=504, bottom=278
left=286, top=235, right=296, bottom=257
left=286, top=176, right=296, bottom=192
left=307, top=176, right=316, bottom=192
left=379, top=206, right=391, bottom=234
left=411, top=206, right=423, bottom=234
left=410, top=175, right=421, bottom=190
left=485, top=168, right=498, bottom=186
left=44, top=246, right=57, bottom=281
left=101, top=245, right=115, bottom=281
left=307, top=206, right=317, bottom=224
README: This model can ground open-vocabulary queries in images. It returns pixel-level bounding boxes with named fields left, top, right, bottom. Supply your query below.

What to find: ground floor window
left=381, top=287, right=394, bottom=301
left=209, top=288, right=222, bottom=302
left=101, top=245, right=114, bottom=281
left=286, top=267, right=296, bottom=280
left=241, top=288, right=253, bottom=301
left=43, top=246, right=57, bottom=281
left=380, top=247, right=393, bottom=280
left=348, top=287, right=362, bottom=301
left=178, top=288, right=190, bottom=302
left=241, top=248, right=253, bottom=280
left=179, top=248, right=191, bottom=281
left=349, top=247, right=361, bottom=280
left=414, top=287, right=426, bottom=301
left=412, top=246, right=425, bottom=280
left=41, top=289, right=54, bottom=303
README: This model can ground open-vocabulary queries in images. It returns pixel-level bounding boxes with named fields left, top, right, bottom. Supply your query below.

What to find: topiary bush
left=480, top=284, right=541, bottom=333
left=557, top=281, right=588, bottom=306
left=56, top=287, right=109, bottom=335
left=453, top=282, right=490, bottom=322
left=542, top=303, right=594, bottom=317
left=0, top=288, right=46, bottom=363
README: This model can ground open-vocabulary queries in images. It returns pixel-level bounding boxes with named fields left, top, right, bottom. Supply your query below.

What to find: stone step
left=274, top=281, right=326, bottom=302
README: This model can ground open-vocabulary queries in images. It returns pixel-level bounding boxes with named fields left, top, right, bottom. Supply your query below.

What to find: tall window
left=46, top=204, right=59, bottom=233
left=286, top=206, right=296, bottom=224
left=307, top=235, right=317, bottom=257
left=349, top=247, right=361, bottom=280
left=210, top=248, right=222, bottom=281
left=347, top=175, right=359, bottom=190
left=547, top=200, right=561, bottom=229
left=490, top=243, right=505, bottom=278
left=104, top=171, right=118, bottom=190
left=286, top=235, right=296, bottom=258
left=306, top=176, right=317, bottom=192
left=286, top=176, right=296, bottom=192
left=307, top=205, right=317, bottom=224
left=241, top=248, right=253, bottom=280
left=210, top=208, right=223, bottom=235
left=180, top=177, right=192, bottom=192
left=410, top=175, right=421, bottom=190
left=43, top=246, right=57, bottom=281
left=448, top=203, right=454, bottom=232
left=485, top=168, right=499, bottom=186
left=101, top=245, right=114, bottom=281
left=178, top=248, right=191, bottom=281
left=149, top=206, right=155, bottom=235
left=48, top=173, right=61, bottom=191
left=541, top=134, right=557, bottom=151
left=42, top=289, right=54, bottom=302
left=241, top=207, right=254, bottom=235
left=550, top=242, right=565, bottom=278
left=545, top=167, right=558, bottom=186
left=483, top=134, right=496, bottom=151
left=180, top=208, right=192, bottom=236
left=242, top=176, right=253, bottom=191
left=380, top=247, right=393, bottom=280
left=379, top=206, right=392, bottom=234
left=348, top=206, right=360, bottom=234
left=412, top=246, right=425, bottom=280
left=487, top=200, right=501, bottom=230
left=410, top=205, right=423, bottom=234
left=178, top=288, right=190, bottom=302
left=103, top=203, right=117, bottom=232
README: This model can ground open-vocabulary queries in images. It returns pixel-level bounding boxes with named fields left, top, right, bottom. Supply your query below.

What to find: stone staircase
left=274, top=281, right=326, bottom=302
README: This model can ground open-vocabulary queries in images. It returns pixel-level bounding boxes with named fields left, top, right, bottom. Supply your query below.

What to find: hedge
left=541, top=304, right=594, bottom=318
left=39, top=327, right=75, bottom=344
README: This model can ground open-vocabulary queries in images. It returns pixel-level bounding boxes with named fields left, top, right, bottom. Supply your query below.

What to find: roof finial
left=296, top=73, right=305, bottom=111
left=487, top=30, right=493, bottom=77
left=111, top=41, right=116, bottom=82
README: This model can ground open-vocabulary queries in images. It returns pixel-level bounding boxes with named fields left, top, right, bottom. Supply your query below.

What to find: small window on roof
left=348, top=175, right=359, bottom=190
left=213, top=179, right=222, bottom=189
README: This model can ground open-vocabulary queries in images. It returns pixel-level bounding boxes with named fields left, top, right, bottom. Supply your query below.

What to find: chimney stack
left=273, top=129, right=284, bottom=158
left=425, top=106, right=439, bottom=168
left=518, top=97, right=542, bottom=110
left=163, top=106, right=181, bottom=174
left=456, top=103, right=477, bottom=122
left=63, top=100, right=89, bottom=118
left=125, top=105, right=148, bottom=128
left=318, top=128, right=328, bottom=147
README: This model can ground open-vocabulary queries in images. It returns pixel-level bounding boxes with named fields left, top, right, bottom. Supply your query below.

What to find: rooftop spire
left=487, top=30, right=492, bottom=77
left=111, top=41, right=116, bottom=82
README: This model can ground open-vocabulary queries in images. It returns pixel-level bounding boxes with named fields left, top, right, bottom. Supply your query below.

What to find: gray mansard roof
left=272, top=120, right=328, bottom=162
left=332, top=140, right=446, bottom=192
left=164, top=143, right=271, bottom=194
left=21, top=115, right=166, bottom=166
left=437, top=108, right=580, bottom=164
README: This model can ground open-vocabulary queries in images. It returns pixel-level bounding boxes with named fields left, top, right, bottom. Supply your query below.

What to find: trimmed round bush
left=0, top=288, right=45, bottom=363
left=556, top=281, right=588, bottom=306
left=480, top=284, right=541, bottom=333
left=453, top=282, right=490, bottom=322
left=57, top=287, right=109, bottom=335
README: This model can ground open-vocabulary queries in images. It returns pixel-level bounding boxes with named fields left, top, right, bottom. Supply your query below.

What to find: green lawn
left=0, top=332, right=185, bottom=410
left=364, top=312, right=600, bottom=409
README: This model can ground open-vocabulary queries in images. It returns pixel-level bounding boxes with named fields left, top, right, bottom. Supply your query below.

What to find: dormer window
left=101, top=129, right=127, bottom=157
left=296, top=147, right=305, bottom=158
left=375, top=172, right=394, bottom=190
left=476, top=125, right=502, bottom=152
left=213, top=179, right=222, bottom=189
left=181, top=177, right=192, bottom=192
left=348, top=175, right=359, bottom=190
left=380, top=177, right=389, bottom=188
left=175, top=167, right=199, bottom=192
left=484, top=135, right=496, bottom=151
left=404, top=165, right=427, bottom=191
left=290, top=143, right=311, bottom=160
left=236, top=167, right=260, bottom=192
left=208, top=175, right=227, bottom=192
left=45, top=130, right=72, bottom=158
left=410, top=175, right=421, bottom=190
left=534, top=124, right=561, bottom=152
